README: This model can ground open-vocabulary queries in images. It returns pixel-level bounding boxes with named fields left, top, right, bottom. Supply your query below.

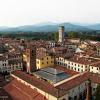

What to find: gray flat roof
left=34, top=67, right=70, bottom=84
left=41, top=67, right=64, bottom=75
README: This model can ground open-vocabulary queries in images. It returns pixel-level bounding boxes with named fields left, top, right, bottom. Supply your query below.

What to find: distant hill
left=0, top=22, right=100, bottom=32
left=86, top=24, right=100, bottom=30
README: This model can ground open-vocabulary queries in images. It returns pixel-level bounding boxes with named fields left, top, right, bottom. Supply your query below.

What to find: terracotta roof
left=90, top=61, right=100, bottom=67
left=11, top=70, right=100, bottom=98
left=4, top=79, right=47, bottom=100
left=82, top=50, right=96, bottom=56
left=56, top=72, right=89, bottom=91
left=12, top=70, right=84, bottom=97
left=11, top=71, right=61, bottom=97
left=95, top=42, right=100, bottom=48
left=0, top=55, right=8, bottom=60
left=68, top=55, right=99, bottom=65
left=90, top=73, right=100, bottom=84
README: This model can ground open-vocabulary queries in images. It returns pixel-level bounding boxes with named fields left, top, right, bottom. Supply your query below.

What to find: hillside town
left=0, top=26, right=100, bottom=100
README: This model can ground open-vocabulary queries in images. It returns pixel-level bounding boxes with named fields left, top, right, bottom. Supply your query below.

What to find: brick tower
left=26, top=45, right=36, bottom=73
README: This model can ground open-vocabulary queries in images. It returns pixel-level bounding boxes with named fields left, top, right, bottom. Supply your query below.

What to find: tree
left=95, top=85, right=100, bottom=100
left=52, top=32, right=59, bottom=42
left=68, top=31, right=79, bottom=38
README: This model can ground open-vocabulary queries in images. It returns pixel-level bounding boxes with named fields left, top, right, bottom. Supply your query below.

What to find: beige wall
left=56, top=57, right=88, bottom=73
left=90, top=66, right=100, bottom=74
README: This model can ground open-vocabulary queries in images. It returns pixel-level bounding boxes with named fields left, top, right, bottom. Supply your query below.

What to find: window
left=41, top=58, right=44, bottom=60
left=81, top=69, right=83, bottom=72
left=68, top=66, right=70, bottom=69
left=81, top=66, right=83, bottom=68
left=47, top=57, right=48, bottom=60
left=32, top=50, right=34, bottom=53
left=93, top=88, right=95, bottom=91
left=51, top=61, right=53, bottom=63
left=42, top=62, right=44, bottom=64
left=47, top=62, right=48, bottom=64
left=75, top=68, right=76, bottom=70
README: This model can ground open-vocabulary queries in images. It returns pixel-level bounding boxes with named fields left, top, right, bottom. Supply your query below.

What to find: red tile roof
left=56, top=72, right=89, bottom=91
left=11, top=70, right=100, bottom=98
left=11, top=71, right=60, bottom=97
left=90, top=61, right=100, bottom=68
left=95, top=42, right=100, bottom=48
left=4, top=79, right=47, bottom=100
left=90, top=73, right=100, bottom=84
left=68, top=55, right=99, bottom=65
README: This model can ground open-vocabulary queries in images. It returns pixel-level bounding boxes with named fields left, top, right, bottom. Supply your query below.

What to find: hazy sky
left=0, top=0, right=100, bottom=26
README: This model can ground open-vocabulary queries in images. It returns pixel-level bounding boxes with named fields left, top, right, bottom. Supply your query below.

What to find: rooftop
left=33, top=67, right=70, bottom=84
left=68, top=55, right=99, bottom=65
left=4, top=79, right=47, bottom=100
left=12, top=71, right=92, bottom=98
left=11, top=70, right=60, bottom=97
left=41, top=67, right=65, bottom=75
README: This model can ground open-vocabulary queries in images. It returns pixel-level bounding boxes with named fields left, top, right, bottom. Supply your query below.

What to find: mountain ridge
left=0, top=22, right=100, bottom=32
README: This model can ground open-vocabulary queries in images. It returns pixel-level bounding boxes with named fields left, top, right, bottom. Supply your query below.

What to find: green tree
left=68, top=31, right=79, bottom=38
left=95, top=85, right=100, bottom=100
left=52, top=32, right=59, bottom=42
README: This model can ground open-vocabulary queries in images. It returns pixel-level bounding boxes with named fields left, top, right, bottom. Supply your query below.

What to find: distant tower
left=58, top=26, right=65, bottom=43
left=26, top=45, right=36, bottom=73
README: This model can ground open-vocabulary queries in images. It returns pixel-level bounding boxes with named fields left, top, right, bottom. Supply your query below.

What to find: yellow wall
left=79, top=44, right=87, bottom=49
left=36, top=55, right=54, bottom=69
left=23, top=54, right=27, bottom=62
left=23, top=54, right=54, bottom=69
